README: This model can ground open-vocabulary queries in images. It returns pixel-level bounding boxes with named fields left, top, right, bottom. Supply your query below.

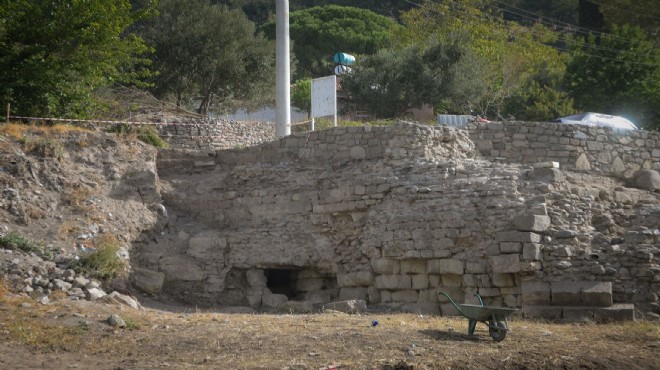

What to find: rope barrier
left=7, top=115, right=276, bottom=127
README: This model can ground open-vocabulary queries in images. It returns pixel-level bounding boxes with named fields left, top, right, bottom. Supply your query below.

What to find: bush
left=107, top=124, right=168, bottom=148
left=0, top=232, right=41, bottom=254
left=73, top=234, right=127, bottom=282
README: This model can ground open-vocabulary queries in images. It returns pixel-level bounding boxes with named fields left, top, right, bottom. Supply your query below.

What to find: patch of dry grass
left=63, top=185, right=95, bottom=212
left=0, top=123, right=90, bottom=140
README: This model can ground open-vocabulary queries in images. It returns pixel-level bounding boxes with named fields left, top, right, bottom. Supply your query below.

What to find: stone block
left=401, top=259, right=427, bottom=275
left=581, top=282, right=613, bottom=307
left=475, top=274, right=492, bottom=288
left=324, top=300, right=367, bottom=314
left=496, top=231, right=542, bottom=243
left=562, top=307, right=594, bottom=321
left=411, top=275, right=429, bottom=289
left=441, top=274, right=463, bottom=287
left=523, top=243, right=542, bottom=261
left=492, top=273, right=515, bottom=288
left=297, top=269, right=323, bottom=279
left=187, top=235, right=226, bottom=259
left=551, top=282, right=582, bottom=306
left=465, top=261, right=487, bottom=274
left=436, top=287, right=464, bottom=304
left=302, top=290, right=333, bottom=304
left=476, top=288, right=501, bottom=297
left=514, top=214, right=551, bottom=232
left=246, top=269, right=267, bottom=286
left=523, top=305, right=562, bottom=320
left=262, top=293, right=288, bottom=308
left=337, top=271, right=373, bottom=287
left=159, top=256, right=204, bottom=282
left=132, top=268, right=165, bottom=294
left=428, top=275, right=441, bottom=288
left=372, top=259, right=400, bottom=274
left=462, top=274, right=477, bottom=288
left=391, top=290, right=419, bottom=303
left=439, top=303, right=461, bottom=316
left=296, top=278, right=324, bottom=292
left=280, top=301, right=314, bottom=313
left=428, top=259, right=464, bottom=274
left=368, top=286, right=380, bottom=304
left=339, top=287, right=368, bottom=301
left=521, top=282, right=551, bottom=305
left=500, top=242, right=522, bottom=254
left=491, top=254, right=520, bottom=273
left=374, top=275, right=411, bottom=290
left=594, top=304, right=635, bottom=322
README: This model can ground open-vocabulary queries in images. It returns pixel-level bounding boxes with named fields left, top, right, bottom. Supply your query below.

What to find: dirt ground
left=1, top=292, right=658, bottom=370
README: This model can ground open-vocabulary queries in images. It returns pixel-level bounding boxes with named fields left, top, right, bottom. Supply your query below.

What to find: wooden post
left=5, top=102, right=9, bottom=123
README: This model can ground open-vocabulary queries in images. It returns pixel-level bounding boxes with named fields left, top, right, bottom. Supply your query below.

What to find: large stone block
left=371, top=258, right=400, bottom=274
left=441, top=274, right=463, bottom=287
left=262, top=293, right=288, bottom=308
left=337, top=271, right=373, bottom=287
left=339, top=287, right=368, bottom=301
left=301, top=290, right=334, bottom=304
left=400, top=303, right=441, bottom=315
left=187, top=235, right=226, bottom=259
left=562, top=307, right=594, bottom=321
left=159, top=256, right=204, bottom=282
left=491, top=254, right=520, bottom=273
left=401, top=259, right=427, bottom=275
left=594, top=304, right=635, bottom=322
left=514, top=214, right=551, bottom=232
left=522, top=305, right=562, bottom=320
left=500, top=242, right=522, bottom=254
left=551, top=282, right=582, bottom=306
left=428, top=259, right=464, bottom=275
left=411, top=275, right=429, bottom=290
left=496, top=231, right=542, bottom=243
left=465, top=261, right=487, bottom=274
left=521, top=282, right=550, bottom=305
left=374, top=275, right=411, bottom=290
left=492, top=273, right=515, bottom=288
left=522, top=243, right=542, bottom=261
left=246, top=269, right=267, bottom=287
left=436, top=287, right=464, bottom=304
left=324, top=300, right=367, bottom=314
left=132, top=268, right=165, bottom=294
left=391, top=290, right=419, bottom=303
left=581, top=282, right=613, bottom=307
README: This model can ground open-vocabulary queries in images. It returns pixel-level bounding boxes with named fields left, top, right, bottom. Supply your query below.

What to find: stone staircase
left=521, top=281, right=635, bottom=321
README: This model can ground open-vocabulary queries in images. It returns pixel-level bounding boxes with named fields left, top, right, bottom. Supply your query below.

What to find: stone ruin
left=134, top=121, right=660, bottom=321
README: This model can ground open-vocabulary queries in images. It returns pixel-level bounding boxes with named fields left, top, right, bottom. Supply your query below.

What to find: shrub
left=107, top=124, right=168, bottom=148
left=73, top=234, right=127, bottom=282
left=0, top=232, right=41, bottom=254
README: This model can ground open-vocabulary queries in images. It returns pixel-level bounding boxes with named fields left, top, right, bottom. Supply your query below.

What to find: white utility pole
left=276, top=0, right=291, bottom=138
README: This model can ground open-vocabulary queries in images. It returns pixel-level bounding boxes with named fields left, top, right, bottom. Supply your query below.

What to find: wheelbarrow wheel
left=489, top=321, right=507, bottom=342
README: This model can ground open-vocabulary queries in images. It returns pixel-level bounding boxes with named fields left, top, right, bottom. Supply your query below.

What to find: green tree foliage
left=396, top=1, right=569, bottom=118
left=564, top=25, right=660, bottom=130
left=291, top=79, right=311, bottom=118
left=141, top=0, right=275, bottom=114
left=342, top=36, right=470, bottom=118
left=264, top=5, right=400, bottom=79
left=595, top=0, right=660, bottom=45
left=0, top=0, right=154, bottom=118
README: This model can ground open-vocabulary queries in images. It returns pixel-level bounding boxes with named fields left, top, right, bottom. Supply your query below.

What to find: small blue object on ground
left=372, top=320, right=379, bottom=327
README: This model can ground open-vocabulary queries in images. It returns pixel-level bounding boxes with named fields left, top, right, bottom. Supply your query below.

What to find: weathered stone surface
left=492, top=273, right=515, bottom=288
left=522, top=305, right=562, bottom=320
left=441, top=274, right=463, bottom=287
left=514, top=214, right=551, bottom=232
left=133, top=267, right=165, bottom=294
left=262, top=293, right=288, bottom=308
left=411, top=274, right=429, bottom=289
left=401, top=259, right=427, bottom=275
left=246, top=269, right=267, bottom=286
left=521, top=282, right=551, bottom=305
left=497, top=231, right=542, bottom=243
left=339, top=287, right=368, bottom=301
left=500, top=242, right=522, bottom=254
left=526, top=167, right=563, bottom=183
left=371, top=259, right=400, bottom=274
left=391, top=290, right=419, bottom=303
left=522, top=243, right=542, bottom=261
left=296, top=278, right=324, bottom=292
left=631, top=169, right=660, bottom=191
left=280, top=300, right=314, bottom=313
left=491, top=254, right=520, bottom=273
left=581, top=282, right=613, bottom=307
left=187, top=234, right=225, bottom=259
left=562, top=307, right=594, bottom=321
left=324, top=300, right=367, bottom=314
left=99, top=292, right=143, bottom=310
left=427, top=259, right=464, bottom=275
left=159, top=256, right=204, bottom=282
left=337, top=271, right=373, bottom=287
left=374, top=275, right=411, bottom=290
left=551, top=282, right=582, bottom=306
left=594, top=304, right=635, bottom=322
left=400, top=303, right=440, bottom=314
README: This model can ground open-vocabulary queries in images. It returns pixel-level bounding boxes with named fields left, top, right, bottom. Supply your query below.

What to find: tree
left=291, top=79, right=312, bottom=118
left=342, top=36, right=469, bottom=118
left=141, top=0, right=275, bottom=115
left=596, top=0, right=660, bottom=45
left=0, top=0, right=154, bottom=118
left=564, top=25, right=660, bottom=130
left=264, top=5, right=400, bottom=79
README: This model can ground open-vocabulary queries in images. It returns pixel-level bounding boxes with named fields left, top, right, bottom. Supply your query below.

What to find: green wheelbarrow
left=439, top=292, right=518, bottom=342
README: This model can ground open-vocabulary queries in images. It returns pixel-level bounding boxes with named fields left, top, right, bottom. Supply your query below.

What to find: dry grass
left=56, top=220, right=80, bottom=240
left=63, top=185, right=95, bottom=212
left=0, top=293, right=657, bottom=369
left=0, top=122, right=90, bottom=140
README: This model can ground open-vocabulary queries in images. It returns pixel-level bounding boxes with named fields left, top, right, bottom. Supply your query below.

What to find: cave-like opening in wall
left=265, top=268, right=298, bottom=299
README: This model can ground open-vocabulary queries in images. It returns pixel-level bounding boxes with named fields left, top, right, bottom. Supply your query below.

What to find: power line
left=585, top=0, right=660, bottom=21
left=403, top=0, right=659, bottom=67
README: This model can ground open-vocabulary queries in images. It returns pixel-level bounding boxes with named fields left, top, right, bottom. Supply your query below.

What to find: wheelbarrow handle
left=438, top=292, right=468, bottom=318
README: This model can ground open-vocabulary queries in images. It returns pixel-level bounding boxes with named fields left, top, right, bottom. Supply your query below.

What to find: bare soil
left=0, top=291, right=658, bottom=370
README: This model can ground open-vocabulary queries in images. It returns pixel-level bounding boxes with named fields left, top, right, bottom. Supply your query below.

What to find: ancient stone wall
left=139, top=122, right=659, bottom=318
left=468, top=122, right=660, bottom=177
left=155, top=119, right=277, bottom=151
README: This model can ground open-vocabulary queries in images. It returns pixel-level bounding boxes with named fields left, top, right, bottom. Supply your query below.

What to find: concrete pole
left=276, top=0, right=291, bottom=138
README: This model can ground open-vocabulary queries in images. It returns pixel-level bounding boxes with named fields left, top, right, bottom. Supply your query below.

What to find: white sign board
left=311, top=75, right=337, bottom=130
